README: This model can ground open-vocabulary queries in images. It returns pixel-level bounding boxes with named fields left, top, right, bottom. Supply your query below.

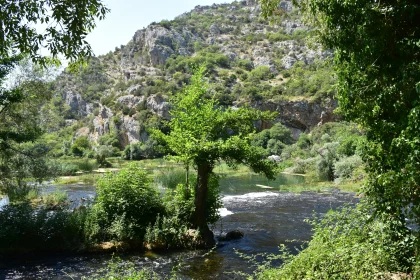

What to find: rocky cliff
left=53, top=0, right=338, bottom=148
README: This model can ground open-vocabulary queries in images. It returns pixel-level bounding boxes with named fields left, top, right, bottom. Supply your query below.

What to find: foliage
left=334, top=155, right=363, bottom=181
left=95, top=145, right=113, bottom=168
left=0, top=0, right=109, bottom=66
left=85, top=165, right=164, bottom=242
left=152, top=66, right=277, bottom=244
left=123, top=139, right=160, bottom=160
left=84, top=256, right=164, bottom=280
left=146, top=173, right=222, bottom=249
left=0, top=202, right=88, bottom=254
left=71, top=136, right=91, bottom=157
left=271, top=0, right=420, bottom=246
left=257, top=202, right=416, bottom=279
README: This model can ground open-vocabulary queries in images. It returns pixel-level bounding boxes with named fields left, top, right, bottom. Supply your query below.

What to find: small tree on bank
left=152, top=67, right=277, bottom=246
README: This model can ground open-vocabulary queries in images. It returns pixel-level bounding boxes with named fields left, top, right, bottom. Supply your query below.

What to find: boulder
left=218, top=230, right=244, bottom=241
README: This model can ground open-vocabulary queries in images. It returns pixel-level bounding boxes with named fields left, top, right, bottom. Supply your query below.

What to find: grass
left=55, top=174, right=101, bottom=185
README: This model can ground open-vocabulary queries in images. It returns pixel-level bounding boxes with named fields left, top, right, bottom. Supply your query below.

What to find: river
left=0, top=173, right=357, bottom=279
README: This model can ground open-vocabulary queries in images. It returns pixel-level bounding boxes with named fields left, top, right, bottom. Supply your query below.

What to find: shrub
left=85, top=165, right=164, bottom=243
left=316, top=142, right=339, bottom=181
left=145, top=173, right=222, bottom=248
left=0, top=202, right=88, bottom=254
left=248, top=66, right=273, bottom=82
left=71, top=136, right=91, bottom=157
left=290, top=157, right=318, bottom=174
left=334, top=155, right=363, bottom=180
left=267, top=139, right=286, bottom=156
left=257, top=202, right=416, bottom=279
left=269, top=123, right=294, bottom=145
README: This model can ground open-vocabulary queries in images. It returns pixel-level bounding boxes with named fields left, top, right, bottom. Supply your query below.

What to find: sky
left=86, top=0, right=235, bottom=56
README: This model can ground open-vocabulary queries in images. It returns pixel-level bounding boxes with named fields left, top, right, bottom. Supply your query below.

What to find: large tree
left=152, top=67, right=277, bottom=246
left=260, top=0, right=420, bottom=238
left=0, top=0, right=109, bottom=199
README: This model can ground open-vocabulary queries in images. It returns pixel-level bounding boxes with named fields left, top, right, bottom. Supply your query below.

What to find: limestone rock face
left=128, top=25, right=200, bottom=66
left=209, top=23, right=221, bottom=35
left=121, top=115, right=141, bottom=145
left=91, top=105, right=114, bottom=142
left=253, top=98, right=340, bottom=137
left=63, top=90, right=90, bottom=117
left=116, top=95, right=145, bottom=109
left=146, top=95, right=171, bottom=120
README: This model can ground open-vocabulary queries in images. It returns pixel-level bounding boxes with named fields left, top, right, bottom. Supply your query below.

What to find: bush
left=267, top=139, right=286, bottom=156
left=257, top=203, right=416, bottom=279
left=316, top=142, right=339, bottom=181
left=0, top=202, right=88, bottom=254
left=145, top=173, right=222, bottom=249
left=290, top=157, right=317, bottom=174
left=85, top=165, right=164, bottom=243
left=334, top=155, right=363, bottom=180
left=248, top=66, right=273, bottom=82
left=71, top=136, right=91, bottom=157
left=269, top=123, right=294, bottom=145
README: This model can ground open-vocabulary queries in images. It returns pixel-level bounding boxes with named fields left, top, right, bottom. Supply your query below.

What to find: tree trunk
left=192, top=162, right=215, bottom=247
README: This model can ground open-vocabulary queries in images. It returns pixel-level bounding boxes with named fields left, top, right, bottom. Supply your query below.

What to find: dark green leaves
left=0, top=0, right=109, bottom=66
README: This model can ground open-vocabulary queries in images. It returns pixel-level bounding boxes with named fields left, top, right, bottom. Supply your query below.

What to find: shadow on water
left=0, top=174, right=358, bottom=279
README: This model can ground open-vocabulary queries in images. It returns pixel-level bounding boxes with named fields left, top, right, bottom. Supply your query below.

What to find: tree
left=0, top=0, right=109, bottom=66
left=0, top=60, right=58, bottom=200
left=260, top=0, right=420, bottom=245
left=0, top=1, right=108, bottom=199
left=152, top=67, right=277, bottom=246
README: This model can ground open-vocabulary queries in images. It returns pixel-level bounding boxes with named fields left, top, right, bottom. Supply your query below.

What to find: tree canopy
left=152, top=66, right=277, bottom=245
left=0, top=0, right=109, bottom=65
left=261, top=0, right=420, bottom=229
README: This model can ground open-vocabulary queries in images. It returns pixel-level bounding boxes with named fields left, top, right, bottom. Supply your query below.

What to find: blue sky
left=86, top=0, right=235, bottom=56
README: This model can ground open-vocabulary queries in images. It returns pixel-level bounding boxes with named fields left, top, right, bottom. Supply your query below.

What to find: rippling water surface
left=0, top=174, right=357, bottom=279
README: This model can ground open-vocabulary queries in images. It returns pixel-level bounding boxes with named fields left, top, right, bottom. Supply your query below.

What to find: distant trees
left=152, top=67, right=277, bottom=246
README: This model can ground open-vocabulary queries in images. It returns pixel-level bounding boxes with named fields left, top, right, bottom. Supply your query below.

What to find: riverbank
left=54, top=158, right=363, bottom=194
left=0, top=189, right=358, bottom=279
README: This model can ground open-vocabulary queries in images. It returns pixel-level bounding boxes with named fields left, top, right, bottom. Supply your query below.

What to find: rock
left=268, top=155, right=282, bottom=162
left=143, top=241, right=167, bottom=251
left=116, top=95, right=145, bottom=109
left=128, top=25, right=201, bottom=66
left=226, top=230, right=244, bottom=240
left=146, top=95, right=171, bottom=120
left=252, top=98, right=340, bottom=137
left=127, top=84, right=142, bottom=95
left=149, top=45, right=174, bottom=65
left=75, top=127, right=90, bottom=138
left=63, top=90, right=89, bottom=117
left=209, top=23, right=221, bottom=35
left=206, top=37, right=216, bottom=45
left=246, top=0, right=258, bottom=6
left=279, top=1, right=293, bottom=12
left=219, top=230, right=244, bottom=241
left=282, top=55, right=297, bottom=69
left=121, top=115, right=141, bottom=145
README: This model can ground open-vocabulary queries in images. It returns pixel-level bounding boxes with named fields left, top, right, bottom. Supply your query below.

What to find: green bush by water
left=256, top=202, right=416, bottom=279
left=0, top=202, right=88, bottom=254
left=85, top=164, right=164, bottom=243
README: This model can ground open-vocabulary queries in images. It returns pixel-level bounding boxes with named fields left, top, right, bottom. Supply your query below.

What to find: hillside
left=43, top=0, right=338, bottom=158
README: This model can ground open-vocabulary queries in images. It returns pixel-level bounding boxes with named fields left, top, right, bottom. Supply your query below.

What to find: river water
left=0, top=174, right=357, bottom=279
